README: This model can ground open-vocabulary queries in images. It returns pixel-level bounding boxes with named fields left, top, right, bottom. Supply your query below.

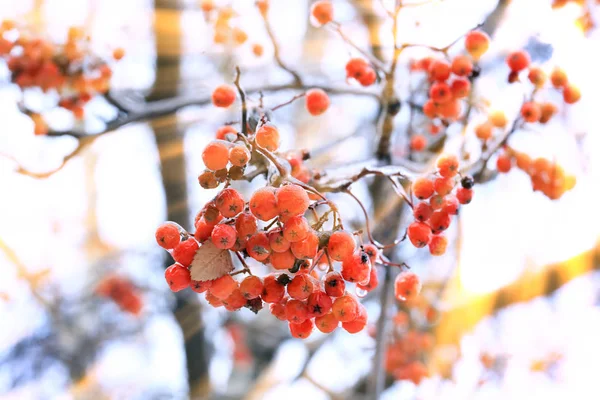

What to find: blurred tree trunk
left=150, top=1, right=210, bottom=397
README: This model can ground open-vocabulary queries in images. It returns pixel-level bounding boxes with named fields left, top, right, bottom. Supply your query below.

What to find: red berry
left=550, top=67, right=568, bottom=88
left=441, top=195, right=459, bottom=215
left=451, top=55, right=473, bottom=77
left=229, top=144, right=251, bottom=167
left=341, top=250, right=372, bottom=284
left=428, top=59, right=451, bottom=81
left=270, top=299, right=288, bottom=320
left=310, top=1, right=334, bottom=26
left=250, top=187, right=279, bottom=221
left=235, top=212, right=258, bottom=239
left=345, top=58, right=369, bottom=80
left=165, top=264, right=191, bottom=292
left=156, top=222, right=181, bottom=250
left=394, top=271, right=421, bottom=301
left=255, top=124, right=280, bottom=151
left=269, top=229, right=291, bottom=253
left=496, top=153, right=513, bottom=173
left=332, top=294, right=359, bottom=323
left=357, top=67, right=376, bottom=86
left=209, top=275, right=238, bottom=300
left=246, top=233, right=271, bottom=261
left=429, top=235, right=448, bottom=256
left=291, top=230, right=319, bottom=259
left=285, top=299, right=309, bottom=323
left=216, top=125, right=237, bottom=140
left=429, top=194, right=444, bottom=210
left=202, top=140, right=230, bottom=171
left=212, top=84, right=236, bottom=108
left=464, top=31, right=490, bottom=60
left=324, top=271, right=345, bottom=297
left=327, top=230, right=356, bottom=262
left=456, top=187, right=473, bottom=204
left=270, top=250, right=296, bottom=270
left=262, top=274, right=286, bottom=303
left=190, top=279, right=212, bottom=294
left=172, top=238, right=199, bottom=267
left=521, top=102, right=541, bottom=123
left=357, top=266, right=379, bottom=292
left=407, top=222, right=432, bottom=248
left=563, top=84, right=580, bottom=104
left=216, top=188, right=245, bottom=218
left=223, top=289, right=247, bottom=310
left=276, top=184, right=310, bottom=219
left=205, top=292, right=224, bottom=308
left=283, top=215, right=310, bottom=243
left=506, top=50, right=530, bottom=72
left=315, top=312, right=338, bottom=333
left=289, top=318, right=314, bottom=339
left=433, top=177, right=454, bottom=196
left=412, top=177, right=435, bottom=200
left=362, top=244, right=379, bottom=264
left=413, top=202, right=433, bottom=222
left=305, top=88, right=330, bottom=116
left=430, top=82, right=452, bottom=104
left=436, top=154, right=460, bottom=178
left=429, top=210, right=451, bottom=233
left=239, top=275, right=263, bottom=299
left=451, top=78, right=471, bottom=99
left=410, top=135, right=427, bottom=152
left=341, top=303, right=367, bottom=333
left=307, top=291, right=332, bottom=317
left=287, top=274, right=315, bottom=301
left=211, top=224, right=237, bottom=249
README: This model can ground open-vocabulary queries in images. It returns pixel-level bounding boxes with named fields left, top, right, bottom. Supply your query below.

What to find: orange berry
left=285, top=299, right=309, bottom=323
left=451, top=55, right=473, bottom=77
left=429, top=210, right=451, bottom=233
left=412, top=177, right=435, bottom=200
left=341, top=250, right=371, bottom=284
left=506, top=50, right=530, bottom=72
left=429, top=235, right=448, bottom=256
left=332, top=294, right=359, bottom=322
left=262, top=274, right=285, bottom=303
left=156, top=222, right=181, bottom=250
left=255, top=124, right=280, bottom=151
left=283, top=215, right=310, bottom=243
left=464, top=30, right=490, bottom=60
left=407, top=222, right=432, bottom=248
left=202, top=140, right=230, bottom=171
left=210, top=275, right=238, bottom=300
left=112, top=47, right=125, bottom=60
left=252, top=43, right=264, bottom=57
left=433, top=177, right=454, bottom=196
left=438, top=100, right=461, bottom=120
left=539, top=102, right=558, bottom=123
left=410, top=135, right=427, bottom=152
left=475, top=121, right=493, bottom=140
left=436, top=154, right=460, bottom=178
left=229, top=144, right=251, bottom=167
left=212, top=85, right=236, bottom=108
left=235, top=212, right=258, bottom=238
left=310, top=1, right=334, bottom=26
left=211, top=224, right=237, bottom=249
left=255, top=0, right=269, bottom=16
left=289, top=319, right=314, bottom=339
left=270, top=250, right=296, bottom=270
left=327, top=231, right=356, bottom=262
left=291, top=230, right=319, bottom=259
left=550, top=67, right=568, bottom=88
left=201, top=0, right=215, bottom=12
left=528, top=66, right=546, bottom=88
left=342, top=303, right=367, bottom=334
left=287, top=274, right=315, bottom=301
left=165, top=264, right=191, bottom=292
left=315, top=312, right=339, bottom=333
left=246, top=232, right=271, bottom=261
left=276, top=184, right=310, bottom=218
left=520, top=101, right=541, bottom=123
left=456, top=187, right=473, bottom=204
left=423, top=100, right=437, bottom=118
left=515, top=152, right=532, bottom=171
left=394, top=271, right=421, bottom=301
left=413, top=202, right=433, bottom=222
left=496, top=153, right=512, bottom=173
left=563, top=84, right=580, bottom=104
left=451, top=78, right=471, bottom=99
left=489, top=110, right=507, bottom=128
left=216, top=187, right=245, bottom=218
left=232, top=27, right=248, bottom=45
left=428, top=59, right=451, bottom=81
left=429, top=82, right=452, bottom=104
left=250, top=187, right=279, bottom=221
left=269, top=229, right=291, bottom=253
left=305, top=88, right=330, bottom=116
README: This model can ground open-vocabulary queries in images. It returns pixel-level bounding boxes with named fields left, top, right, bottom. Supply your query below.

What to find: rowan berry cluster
left=156, top=183, right=380, bottom=339
left=406, top=154, right=472, bottom=258
left=384, top=295, right=439, bottom=384
left=0, top=21, right=123, bottom=134
left=496, top=149, right=576, bottom=199
left=95, top=275, right=143, bottom=316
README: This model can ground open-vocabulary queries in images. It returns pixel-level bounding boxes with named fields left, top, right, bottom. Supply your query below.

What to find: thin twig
left=261, top=12, right=303, bottom=85
left=233, top=66, right=248, bottom=135
left=330, top=22, right=388, bottom=72
left=271, top=92, right=306, bottom=112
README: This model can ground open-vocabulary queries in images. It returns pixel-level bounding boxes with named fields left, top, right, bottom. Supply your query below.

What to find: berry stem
left=270, top=92, right=306, bottom=112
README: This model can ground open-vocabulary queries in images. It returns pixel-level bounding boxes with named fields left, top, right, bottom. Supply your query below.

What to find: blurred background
left=0, top=0, right=599, bottom=399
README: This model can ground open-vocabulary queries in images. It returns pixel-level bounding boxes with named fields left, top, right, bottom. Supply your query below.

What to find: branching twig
left=233, top=66, right=248, bottom=135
